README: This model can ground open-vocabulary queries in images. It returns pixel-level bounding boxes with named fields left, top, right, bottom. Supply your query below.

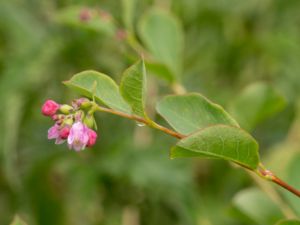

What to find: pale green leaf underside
left=138, top=8, right=183, bottom=79
left=156, top=93, right=239, bottom=135
left=229, top=82, right=286, bottom=131
left=233, top=188, right=284, bottom=225
left=172, top=125, right=259, bottom=169
left=64, top=70, right=131, bottom=113
left=120, top=60, right=147, bottom=118
left=10, top=215, right=28, bottom=225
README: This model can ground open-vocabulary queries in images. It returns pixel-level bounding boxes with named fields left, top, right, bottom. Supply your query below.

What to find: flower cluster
left=41, top=98, right=98, bottom=151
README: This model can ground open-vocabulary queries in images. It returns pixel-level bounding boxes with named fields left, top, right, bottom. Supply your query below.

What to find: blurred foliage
left=1, top=0, right=300, bottom=225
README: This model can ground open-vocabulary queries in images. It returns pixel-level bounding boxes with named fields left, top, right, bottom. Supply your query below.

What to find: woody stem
left=94, top=104, right=300, bottom=199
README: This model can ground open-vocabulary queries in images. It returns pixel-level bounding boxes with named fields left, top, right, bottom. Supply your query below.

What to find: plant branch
left=258, top=168, right=300, bottom=198
left=94, top=104, right=185, bottom=139
left=94, top=104, right=300, bottom=199
left=248, top=172, right=297, bottom=218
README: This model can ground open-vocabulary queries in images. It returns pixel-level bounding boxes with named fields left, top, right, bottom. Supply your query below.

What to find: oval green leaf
left=171, top=125, right=259, bottom=170
left=138, top=8, right=183, bottom=80
left=229, top=82, right=286, bottom=131
left=233, top=188, right=284, bottom=225
left=156, top=93, right=239, bottom=135
left=64, top=70, right=131, bottom=113
left=120, top=60, right=148, bottom=118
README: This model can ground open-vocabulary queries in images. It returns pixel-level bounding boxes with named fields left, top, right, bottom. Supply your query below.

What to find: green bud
left=80, top=100, right=92, bottom=109
left=84, top=114, right=95, bottom=128
left=59, top=104, right=73, bottom=114
left=73, top=98, right=92, bottom=109
left=64, top=117, right=74, bottom=126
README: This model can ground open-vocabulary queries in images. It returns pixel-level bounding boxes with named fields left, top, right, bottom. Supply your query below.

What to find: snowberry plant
left=42, top=59, right=300, bottom=199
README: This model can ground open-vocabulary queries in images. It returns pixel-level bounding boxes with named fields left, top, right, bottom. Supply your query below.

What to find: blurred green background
left=1, top=0, right=300, bottom=224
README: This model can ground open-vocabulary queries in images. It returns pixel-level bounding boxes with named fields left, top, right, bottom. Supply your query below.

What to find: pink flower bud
left=67, top=121, right=89, bottom=151
left=79, top=8, right=92, bottom=22
left=42, top=100, right=60, bottom=116
left=87, top=129, right=97, bottom=147
left=116, top=29, right=127, bottom=41
left=59, top=126, right=71, bottom=139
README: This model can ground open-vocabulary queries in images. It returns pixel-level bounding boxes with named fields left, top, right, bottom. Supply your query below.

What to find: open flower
left=67, top=121, right=89, bottom=151
left=48, top=124, right=65, bottom=144
left=42, top=100, right=60, bottom=116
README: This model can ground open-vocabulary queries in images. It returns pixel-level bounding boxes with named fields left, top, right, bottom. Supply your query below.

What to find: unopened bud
left=64, top=117, right=74, bottom=126
left=42, top=99, right=60, bottom=116
left=73, top=98, right=92, bottom=109
left=59, top=104, right=73, bottom=114
left=80, top=98, right=92, bottom=109
left=84, top=114, right=95, bottom=128
left=59, top=125, right=71, bottom=139
left=116, top=29, right=127, bottom=41
left=79, top=8, right=92, bottom=22
left=87, top=129, right=98, bottom=147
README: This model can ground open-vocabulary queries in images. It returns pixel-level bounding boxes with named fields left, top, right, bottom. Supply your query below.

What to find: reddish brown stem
left=272, top=176, right=300, bottom=198
left=258, top=169, right=300, bottom=198
left=95, top=104, right=300, bottom=199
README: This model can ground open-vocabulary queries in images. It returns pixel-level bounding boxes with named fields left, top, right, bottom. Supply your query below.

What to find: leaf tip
left=62, top=80, right=69, bottom=85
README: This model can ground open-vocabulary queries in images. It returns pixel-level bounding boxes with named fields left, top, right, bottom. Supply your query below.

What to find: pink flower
left=48, top=124, right=65, bottom=144
left=87, top=129, right=97, bottom=147
left=67, top=121, right=89, bottom=151
left=42, top=100, right=60, bottom=116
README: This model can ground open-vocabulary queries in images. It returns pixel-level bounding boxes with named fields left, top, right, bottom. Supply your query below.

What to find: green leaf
left=229, top=82, right=286, bottom=131
left=276, top=220, right=300, bottom=225
left=233, top=188, right=284, bottom=225
left=156, top=93, right=239, bottom=135
left=145, top=61, right=175, bottom=83
left=138, top=8, right=184, bottom=80
left=10, top=215, right=28, bottom=225
left=120, top=60, right=148, bottom=118
left=64, top=70, right=131, bottom=113
left=55, top=6, right=116, bottom=36
left=171, top=125, right=259, bottom=170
